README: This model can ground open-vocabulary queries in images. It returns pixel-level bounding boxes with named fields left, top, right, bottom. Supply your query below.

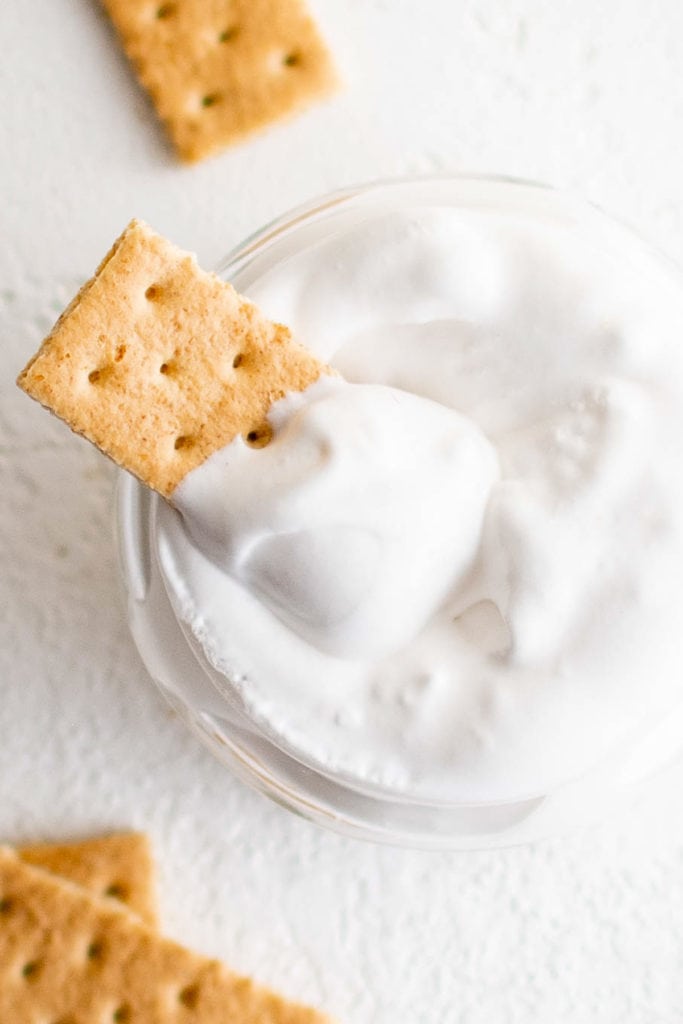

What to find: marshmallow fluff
left=155, top=188, right=683, bottom=803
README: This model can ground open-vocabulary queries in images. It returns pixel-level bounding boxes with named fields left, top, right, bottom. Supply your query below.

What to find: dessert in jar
left=117, top=177, right=683, bottom=847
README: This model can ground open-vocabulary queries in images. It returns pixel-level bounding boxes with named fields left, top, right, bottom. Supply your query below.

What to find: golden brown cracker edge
left=17, top=219, right=332, bottom=497
left=101, top=0, right=339, bottom=162
left=0, top=847, right=334, bottom=1023
left=18, top=832, right=157, bottom=926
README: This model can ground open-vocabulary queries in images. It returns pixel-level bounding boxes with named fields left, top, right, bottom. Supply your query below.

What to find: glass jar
left=116, top=177, right=683, bottom=848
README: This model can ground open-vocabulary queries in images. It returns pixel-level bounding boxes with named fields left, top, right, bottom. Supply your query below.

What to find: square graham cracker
left=18, top=833, right=157, bottom=926
left=0, top=847, right=333, bottom=1023
left=17, top=219, right=331, bottom=497
left=102, top=0, right=338, bottom=161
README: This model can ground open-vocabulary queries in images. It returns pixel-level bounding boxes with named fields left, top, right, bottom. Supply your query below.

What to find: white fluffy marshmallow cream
left=154, top=202, right=683, bottom=803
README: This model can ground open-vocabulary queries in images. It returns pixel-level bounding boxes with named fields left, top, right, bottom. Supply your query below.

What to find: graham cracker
left=0, top=847, right=332, bottom=1023
left=18, top=833, right=157, bottom=926
left=101, top=0, right=338, bottom=162
left=17, top=219, right=331, bottom=497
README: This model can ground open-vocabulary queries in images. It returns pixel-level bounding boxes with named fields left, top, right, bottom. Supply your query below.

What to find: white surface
left=2, top=0, right=683, bottom=1020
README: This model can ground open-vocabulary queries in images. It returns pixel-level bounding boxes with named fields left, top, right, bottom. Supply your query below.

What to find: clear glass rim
left=214, top=172, right=554, bottom=279
left=215, top=172, right=682, bottom=285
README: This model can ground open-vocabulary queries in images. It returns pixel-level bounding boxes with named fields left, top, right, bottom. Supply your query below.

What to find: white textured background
left=2, top=1, right=683, bottom=1021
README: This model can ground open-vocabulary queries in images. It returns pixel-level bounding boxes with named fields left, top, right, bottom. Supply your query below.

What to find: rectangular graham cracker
left=102, top=0, right=338, bottom=162
left=0, top=847, right=332, bottom=1023
left=18, top=833, right=157, bottom=926
left=17, top=219, right=331, bottom=497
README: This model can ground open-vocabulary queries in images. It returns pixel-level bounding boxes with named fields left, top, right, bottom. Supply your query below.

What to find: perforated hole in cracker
left=178, top=983, right=200, bottom=1008
left=245, top=425, right=273, bottom=448
left=87, top=939, right=104, bottom=961
left=104, top=882, right=127, bottom=899
left=21, top=960, right=41, bottom=979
